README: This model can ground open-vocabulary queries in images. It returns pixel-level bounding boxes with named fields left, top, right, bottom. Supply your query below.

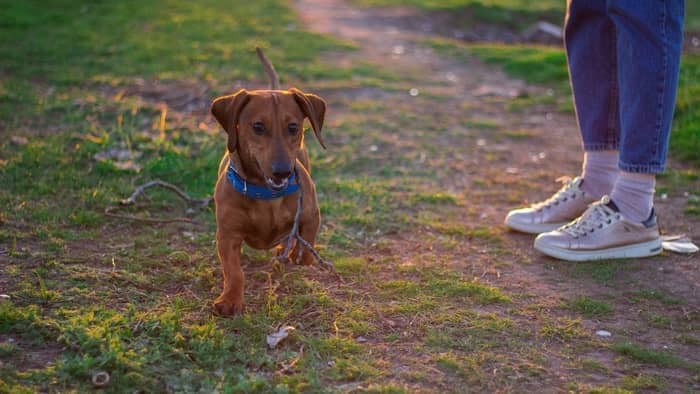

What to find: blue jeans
left=564, top=0, right=684, bottom=173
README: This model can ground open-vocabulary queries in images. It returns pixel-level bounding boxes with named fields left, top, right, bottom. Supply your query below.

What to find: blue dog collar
left=227, top=163, right=299, bottom=200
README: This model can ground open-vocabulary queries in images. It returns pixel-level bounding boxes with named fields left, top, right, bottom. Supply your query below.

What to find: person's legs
left=581, top=150, right=618, bottom=199
left=607, top=0, right=684, bottom=221
left=565, top=0, right=620, bottom=155
left=504, top=0, right=617, bottom=234
left=610, top=0, right=684, bottom=175
left=534, top=0, right=684, bottom=261
left=610, top=172, right=655, bottom=222
left=566, top=0, right=621, bottom=198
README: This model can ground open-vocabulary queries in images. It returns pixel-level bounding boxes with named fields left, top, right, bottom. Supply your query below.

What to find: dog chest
left=242, top=199, right=297, bottom=249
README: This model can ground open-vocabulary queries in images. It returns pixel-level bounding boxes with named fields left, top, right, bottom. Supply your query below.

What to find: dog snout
left=271, top=162, right=293, bottom=180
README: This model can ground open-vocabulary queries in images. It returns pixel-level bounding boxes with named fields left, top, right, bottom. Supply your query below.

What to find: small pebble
left=11, top=136, right=28, bottom=146
left=596, top=330, right=612, bottom=338
left=409, top=88, right=419, bottom=97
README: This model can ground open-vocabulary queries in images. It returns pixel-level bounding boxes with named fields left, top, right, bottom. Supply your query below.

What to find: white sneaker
left=505, top=177, right=597, bottom=234
left=534, top=196, right=662, bottom=262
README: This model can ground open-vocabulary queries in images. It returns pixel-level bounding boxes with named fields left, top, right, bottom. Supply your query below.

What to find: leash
left=276, top=190, right=340, bottom=279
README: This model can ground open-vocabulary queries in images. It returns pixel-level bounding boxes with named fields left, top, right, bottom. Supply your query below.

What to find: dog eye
left=287, top=123, right=299, bottom=134
left=252, top=122, right=266, bottom=135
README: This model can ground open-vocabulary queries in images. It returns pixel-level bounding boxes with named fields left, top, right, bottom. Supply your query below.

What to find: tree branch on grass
left=104, top=180, right=212, bottom=224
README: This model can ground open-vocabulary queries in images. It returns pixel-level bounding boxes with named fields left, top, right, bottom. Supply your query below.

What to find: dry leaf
left=661, top=235, right=699, bottom=254
left=267, top=325, right=295, bottom=349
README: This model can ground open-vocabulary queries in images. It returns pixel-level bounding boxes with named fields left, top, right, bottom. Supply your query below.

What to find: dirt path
left=292, top=0, right=699, bottom=391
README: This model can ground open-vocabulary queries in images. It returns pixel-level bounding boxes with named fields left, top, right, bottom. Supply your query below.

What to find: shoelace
left=560, top=200, right=621, bottom=238
left=533, top=177, right=583, bottom=212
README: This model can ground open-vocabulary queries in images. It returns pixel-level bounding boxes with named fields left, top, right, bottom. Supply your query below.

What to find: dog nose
left=271, top=164, right=292, bottom=180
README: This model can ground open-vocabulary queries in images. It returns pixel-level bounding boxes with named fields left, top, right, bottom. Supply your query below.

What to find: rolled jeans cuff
left=583, top=142, right=619, bottom=151
left=618, top=160, right=665, bottom=174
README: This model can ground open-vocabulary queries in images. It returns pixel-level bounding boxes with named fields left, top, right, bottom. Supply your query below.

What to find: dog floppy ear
left=290, top=87, right=327, bottom=149
left=211, top=89, right=250, bottom=153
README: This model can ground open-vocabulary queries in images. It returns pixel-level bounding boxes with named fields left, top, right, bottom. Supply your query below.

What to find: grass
left=612, top=342, right=697, bottom=371
left=1, top=0, right=699, bottom=391
left=631, top=289, right=683, bottom=306
left=0, top=0, right=353, bottom=86
left=672, top=55, right=700, bottom=166
left=568, top=296, right=614, bottom=318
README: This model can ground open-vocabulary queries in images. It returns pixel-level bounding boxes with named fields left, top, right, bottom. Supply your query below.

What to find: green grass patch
left=673, top=55, right=700, bottom=166
left=621, top=374, right=666, bottom=391
left=631, top=289, right=683, bottom=305
left=503, top=129, right=538, bottom=140
left=565, top=260, right=627, bottom=282
left=612, top=342, right=696, bottom=370
left=425, top=276, right=509, bottom=304
left=0, top=341, right=20, bottom=359
left=567, top=296, right=614, bottom=318
left=0, top=303, right=58, bottom=345
left=469, top=44, right=569, bottom=88
left=464, top=119, right=500, bottom=130
left=435, top=353, right=485, bottom=384
left=0, top=0, right=353, bottom=87
left=688, top=1, right=700, bottom=30
left=540, top=317, right=587, bottom=342
left=424, top=311, right=521, bottom=353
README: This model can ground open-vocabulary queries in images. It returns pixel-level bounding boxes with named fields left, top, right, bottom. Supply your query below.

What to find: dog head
left=211, top=88, right=326, bottom=191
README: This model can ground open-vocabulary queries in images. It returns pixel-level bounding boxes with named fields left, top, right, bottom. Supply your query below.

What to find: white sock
left=580, top=150, right=619, bottom=199
left=610, top=172, right=655, bottom=222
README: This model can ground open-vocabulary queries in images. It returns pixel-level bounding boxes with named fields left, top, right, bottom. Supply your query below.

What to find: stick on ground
left=104, top=180, right=211, bottom=223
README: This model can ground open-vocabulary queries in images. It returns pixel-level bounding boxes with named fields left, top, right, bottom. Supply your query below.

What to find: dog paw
left=212, top=298, right=244, bottom=317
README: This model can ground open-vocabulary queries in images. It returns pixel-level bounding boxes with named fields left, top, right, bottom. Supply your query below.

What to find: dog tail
left=255, top=47, right=280, bottom=90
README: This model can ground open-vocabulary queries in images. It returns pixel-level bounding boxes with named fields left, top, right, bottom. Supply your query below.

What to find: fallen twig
left=275, top=345, right=304, bottom=376
left=104, top=180, right=211, bottom=223
left=120, top=180, right=212, bottom=209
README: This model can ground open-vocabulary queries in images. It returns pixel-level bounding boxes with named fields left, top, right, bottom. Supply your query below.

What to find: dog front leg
left=213, top=234, right=245, bottom=316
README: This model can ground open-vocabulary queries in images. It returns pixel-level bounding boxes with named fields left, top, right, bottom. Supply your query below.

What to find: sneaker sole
left=505, top=219, right=569, bottom=235
left=533, top=237, right=662, bottom=262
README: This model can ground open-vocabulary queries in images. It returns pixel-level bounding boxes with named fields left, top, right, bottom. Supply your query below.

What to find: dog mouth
left=265, top=176, right=290, bottom=191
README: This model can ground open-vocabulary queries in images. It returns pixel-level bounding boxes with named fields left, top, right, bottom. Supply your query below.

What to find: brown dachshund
left=209, top=52, right=327, bottom=316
